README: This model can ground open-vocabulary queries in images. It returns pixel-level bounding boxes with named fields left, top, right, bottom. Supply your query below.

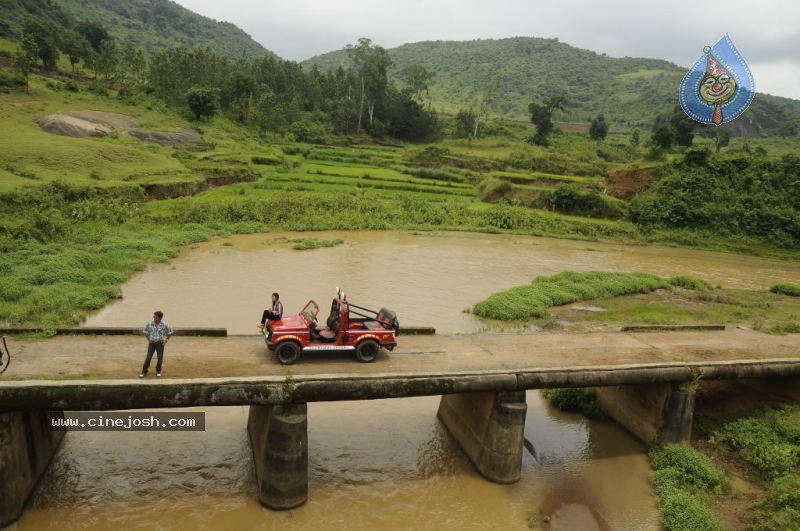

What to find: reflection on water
left=24, top=230, right=798, bottom=529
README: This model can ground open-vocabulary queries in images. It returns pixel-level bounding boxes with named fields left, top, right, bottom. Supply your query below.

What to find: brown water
left=84, top=230, right=800, bottom=335
left=16, top=231, right=800, bottom=529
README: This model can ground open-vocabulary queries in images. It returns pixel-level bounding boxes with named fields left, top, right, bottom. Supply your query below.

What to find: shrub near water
left=749, top=473, right=800, bottom=531
left=770, top=283, right=800, bottom=297
left=472, top=271, right=672, bottom=321
left=649, top=445, right=728, bottom=531
left=540, top=388, right=605, bottom=418
left=713, top=405, right=800, bottom=479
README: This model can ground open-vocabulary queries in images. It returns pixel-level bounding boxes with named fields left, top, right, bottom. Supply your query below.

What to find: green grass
left=649, top=445, right=728, bottom=531
left=539, top=284, right=800, bottom=333
left=472, top=271, right=674, bottom=321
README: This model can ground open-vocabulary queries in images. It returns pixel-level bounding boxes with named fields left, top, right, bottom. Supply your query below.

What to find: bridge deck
left=1, top=328, right=798, bottom=410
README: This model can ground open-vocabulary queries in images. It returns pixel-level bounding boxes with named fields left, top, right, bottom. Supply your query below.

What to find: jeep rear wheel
left=355, top=339, right=379, bottom=363
left=276, top=341, right=301, bottom=365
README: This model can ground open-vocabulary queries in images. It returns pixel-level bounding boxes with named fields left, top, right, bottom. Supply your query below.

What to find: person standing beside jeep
left=140, top=311, right=173, bottom=378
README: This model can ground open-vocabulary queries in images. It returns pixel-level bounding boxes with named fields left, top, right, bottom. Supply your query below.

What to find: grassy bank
left=472, top=271, right=800, bottom=334
left=471, top=271, right=702, bottom=321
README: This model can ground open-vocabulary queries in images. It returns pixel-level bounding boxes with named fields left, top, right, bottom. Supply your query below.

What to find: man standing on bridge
left=140, top=311, right=173, bottom=378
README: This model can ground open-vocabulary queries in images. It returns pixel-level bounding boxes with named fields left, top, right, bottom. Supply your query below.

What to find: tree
left=186, top=87, right=219, bottom=120
left=225, top=71, right=258, bottom=123
left=589, top=114, right=608, bottom=140
left=119, top=43, right=147, bottom=87
left=651, top=125, right=676, bottom=150
left=77, top=21, right=110, bottom=53
left=454, top=108, right=477, bottom=139
left=473, top=79, right=499, bottom=139
left=23, top=18, right=59, bottom=70
left=14, top=32, right=39, bottom=93
left=528, top=92, right=567, bottom=146
left=653, top=106, right=695, bottom=148
left=60, top=30, right=91, bottom=73
left=671, top=110, right=695, bottom=147
left=713, top=128, right=730, bottom=154
left=346, top=38, right=393, bottom=133
left=631, top=129, right=641, bottom=147
left=402, top=63, right=434, bottom=101
left=94, top=39, right=119, bottom=81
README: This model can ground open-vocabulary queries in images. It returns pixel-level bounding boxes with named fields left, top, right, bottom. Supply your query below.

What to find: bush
left=542, top=184, right=627, bottom=219
left=478, top=177, right=512, bottom=202
left=749, top=473, right=800, bottom=531
left=289, top=238, right=344, bottom=251
left=714, top=406, right=800, bottom=478
left=0, top=71, right=26, bottom=91
left=649, top=445, right=729, bottom=494
left=86, top=82, right=108, bottom=96
left=649, top=445, right=728, bottom=531
left=540, top=388, right=605, bottom=418
left=770, top=283, right=800, bottom=297
left=407, top=146, right=450, bottom=167
left=669, top=275, right=710, bottom=290
left=659, top=489, right=725, bottom=531
left=251, top=156, right=283, bottom=166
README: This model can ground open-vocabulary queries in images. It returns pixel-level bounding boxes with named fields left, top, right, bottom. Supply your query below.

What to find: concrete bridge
left=1, top=328, right=799, bottom=525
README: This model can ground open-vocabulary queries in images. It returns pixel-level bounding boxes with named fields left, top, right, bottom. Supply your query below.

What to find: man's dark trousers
left=142, top=341, right=164, bottom=374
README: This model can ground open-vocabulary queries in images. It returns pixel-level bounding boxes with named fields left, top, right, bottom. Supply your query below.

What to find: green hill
left=304, top=36, right=800, bottom=136
left=0, top=0, right=272, bottom=60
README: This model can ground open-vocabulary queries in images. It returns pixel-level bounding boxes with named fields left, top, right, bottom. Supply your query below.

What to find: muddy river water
left=15, top=231, right=800, bottom=530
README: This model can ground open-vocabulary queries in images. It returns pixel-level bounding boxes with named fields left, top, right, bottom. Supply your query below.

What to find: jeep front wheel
left=276, top=341, right=301, bottom=365
left=355, top=339, right=379, bottom=363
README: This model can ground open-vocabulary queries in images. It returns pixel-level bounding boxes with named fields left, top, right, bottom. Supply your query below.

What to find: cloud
left=173, top=0, right=800, bottom=100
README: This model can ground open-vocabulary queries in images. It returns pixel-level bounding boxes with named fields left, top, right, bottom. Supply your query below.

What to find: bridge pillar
left=0, top=411, right=65, bottom=527
left=247, top=404, right=308, bottom=510
left=437, top=391, right=527, bottom=483
left=596, top=383, right=695, bottom=445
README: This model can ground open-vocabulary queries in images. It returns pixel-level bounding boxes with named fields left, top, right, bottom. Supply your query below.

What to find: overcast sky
left=173, top=0, right=800, bottom=100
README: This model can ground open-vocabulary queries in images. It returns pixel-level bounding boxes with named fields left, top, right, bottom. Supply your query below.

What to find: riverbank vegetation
left=472, top=271, right=688, bottom=321
left=541, top=390, right=800, bottom=530
left=649, top=444, right=728, bottom=530
left=473, top=271, right=800, bottom=334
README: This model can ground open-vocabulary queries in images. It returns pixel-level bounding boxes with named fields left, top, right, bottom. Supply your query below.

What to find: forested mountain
left=0, top=0, right=271, bottom=60
left=305, top=37, right=800, bottom=136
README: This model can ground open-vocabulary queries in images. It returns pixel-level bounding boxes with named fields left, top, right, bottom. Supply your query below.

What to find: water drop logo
left=679, top=34, right=755, bottom=126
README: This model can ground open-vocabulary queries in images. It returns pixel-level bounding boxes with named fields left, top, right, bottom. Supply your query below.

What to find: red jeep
left=264, top=289, right=399, bottom=365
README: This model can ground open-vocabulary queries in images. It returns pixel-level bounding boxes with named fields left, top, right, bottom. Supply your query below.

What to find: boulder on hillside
left=35, top=110, right=201, bottom=146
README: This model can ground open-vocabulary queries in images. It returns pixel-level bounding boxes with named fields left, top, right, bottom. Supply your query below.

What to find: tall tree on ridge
left=346, top=38, right=393, bottom=133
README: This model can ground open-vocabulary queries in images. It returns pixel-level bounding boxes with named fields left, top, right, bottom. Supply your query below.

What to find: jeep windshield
left=301, top=300, right=320, bottom=325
